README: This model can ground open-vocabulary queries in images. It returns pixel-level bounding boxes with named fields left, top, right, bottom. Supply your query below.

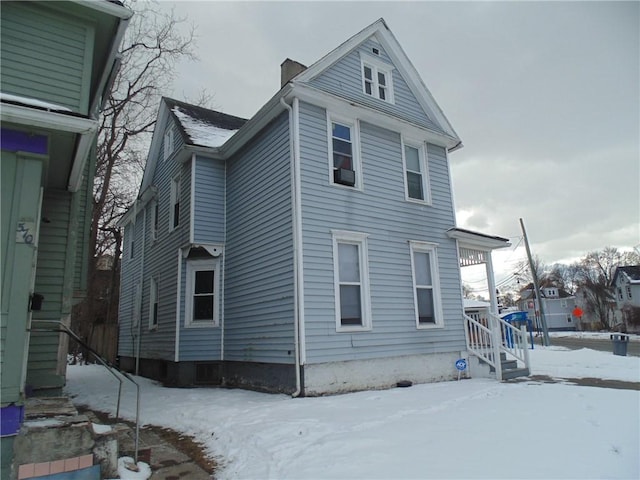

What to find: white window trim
left=185, top=258, right=220, bottom=328
left=326, top=112, right=363, bottom=191
left=360, top=52, right=395, bottom=104
left=170, top=175, right=180, bottom=231
left=409, top=241, right=444, bottom=329
left=148, top=277, right=158, bottom=330
left=332, top=230, right=372, bottom=332
left=401, top=138, right=431, bottom=205
left=163, top=127, right=174, bottom=161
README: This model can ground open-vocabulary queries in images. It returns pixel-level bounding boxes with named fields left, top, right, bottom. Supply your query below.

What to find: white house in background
left=611, top=266, right=640, bottom=331
left=118, top=18, right=521, bottom=396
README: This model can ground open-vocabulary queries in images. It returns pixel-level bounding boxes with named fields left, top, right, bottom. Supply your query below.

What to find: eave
left=447, top=227, right=511, bottom=251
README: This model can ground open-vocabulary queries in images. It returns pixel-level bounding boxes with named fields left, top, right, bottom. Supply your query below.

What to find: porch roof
left=447, top=227, right=511, bottom=267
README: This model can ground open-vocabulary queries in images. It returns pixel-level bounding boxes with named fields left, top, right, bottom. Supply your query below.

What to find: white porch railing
left=464, top=311, right=531, bottom=381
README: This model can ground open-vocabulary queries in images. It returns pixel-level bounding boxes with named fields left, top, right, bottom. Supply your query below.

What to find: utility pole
left=519, top=218, right=550, bottom=347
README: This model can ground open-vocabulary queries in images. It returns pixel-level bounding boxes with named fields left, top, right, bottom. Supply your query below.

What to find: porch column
left=485, top=252, right=499, bottom=315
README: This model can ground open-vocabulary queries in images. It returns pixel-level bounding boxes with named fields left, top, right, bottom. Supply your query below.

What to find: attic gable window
left=360, top=52, right=394, bottom=103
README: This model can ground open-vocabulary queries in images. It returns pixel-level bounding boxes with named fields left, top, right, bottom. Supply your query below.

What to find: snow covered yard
left=66, top=347, right=639, bottom=479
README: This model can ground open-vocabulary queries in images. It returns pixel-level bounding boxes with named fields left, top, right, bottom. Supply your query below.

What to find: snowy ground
left=66, top=343, right=639, bottom=480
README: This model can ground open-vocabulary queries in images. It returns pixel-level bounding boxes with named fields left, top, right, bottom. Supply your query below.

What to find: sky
left=155, top=0, right=639, bottom=289
left=65, top=337, right=640, bottom=479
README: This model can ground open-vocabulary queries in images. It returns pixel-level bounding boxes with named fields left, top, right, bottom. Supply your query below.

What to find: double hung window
left=403, top=140, right=430, bottom=203
left=163, top=127, right=174, bottom=161
left=333, top=231, right=371, bottom=331
left=328, top=116, right=361, bottom=188
left=410, top=242, right=443, bottom=328
left=185, top=259, right=220, bottom=327
left=149, top=278, right=158, bottom=329
left=170, top=176, right=180, bottom=230
left=360, top=53, right=394, bottom=103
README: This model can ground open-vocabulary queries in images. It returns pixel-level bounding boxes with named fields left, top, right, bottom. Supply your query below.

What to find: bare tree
left=574, top=247, right=640, bottom=329
left=74, top=1, right=198, bottom=360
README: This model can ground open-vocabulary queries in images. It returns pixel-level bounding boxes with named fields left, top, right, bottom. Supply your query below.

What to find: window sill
left=330, top=181, right=364, bottom=192
left=416, top=323, right=444, bottom=330
left=185, top=322, right=218, bottom=329
left=336, top=325, right=372, bottom=333
left=406, top=197, right=432, bottom=206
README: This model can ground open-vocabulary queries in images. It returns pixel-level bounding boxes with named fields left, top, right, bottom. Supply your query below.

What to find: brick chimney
left=280, top=58, right=307, bottom=88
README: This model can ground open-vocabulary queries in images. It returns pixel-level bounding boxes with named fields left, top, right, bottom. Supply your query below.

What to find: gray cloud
left=159, top=0, right=639, bottom=270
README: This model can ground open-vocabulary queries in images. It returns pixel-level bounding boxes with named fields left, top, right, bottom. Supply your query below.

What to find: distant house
left=517, top=286, right=577, bottom=331
left=118, top=19, right=516, bottom=396
left=0, top=0, right=131, bottom=475
left=610, top=266, right=640, bottom=332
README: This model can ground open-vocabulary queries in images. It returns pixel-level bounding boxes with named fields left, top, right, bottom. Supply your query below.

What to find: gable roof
left=612, top=265, right=640, bottom=286
left=292, top=18, right=461, bottom=146
left=165, top=97, right=247, bottom=148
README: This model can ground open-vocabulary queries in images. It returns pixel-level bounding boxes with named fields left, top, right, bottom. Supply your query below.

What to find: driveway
left=549, top=335, right=640, bottom=357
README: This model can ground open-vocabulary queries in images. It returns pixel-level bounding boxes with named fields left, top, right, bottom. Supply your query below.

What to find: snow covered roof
left=612, top=265, right=640, bottom=285
left=463, top=299, right=491, bottom=309
left=164, top=97, right=247, bottom=149
left=1, top=92, right=72, bottom=113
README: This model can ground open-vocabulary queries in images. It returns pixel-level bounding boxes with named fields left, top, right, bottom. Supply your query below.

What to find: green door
left=1, top=152, right=44, bottom=405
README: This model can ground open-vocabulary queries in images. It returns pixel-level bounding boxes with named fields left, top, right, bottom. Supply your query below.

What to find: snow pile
left=66, top=346, right=639, bottom=479
left=172, top=107, right=238, bottom=148
left=115, top=457, right=151, bottom=480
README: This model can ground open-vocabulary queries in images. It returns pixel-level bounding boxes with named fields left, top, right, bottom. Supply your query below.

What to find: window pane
left=364, top=81, right=372, bottom=95
left=405, top=146, right=420, bottom=172
left=379, top=87, right=386, bottom=100
left=364, top=65, right=372, bottom=80
left=338, top=243, right=360, bottom=282
left=193, top=295, right=213, bottom=321
left=340, top=284, right=361, bottom=325
left=333, top=138, right=352, bottom=156
left=195, top=270, right=214, bottom=294
left=378, top=71, right=386, bottom=86
left=414, top=252, right=432, bottom=285
left=407, top=172, right=424, bottom=200
left=417, top=288, right=435, bottom=323
left=332, top=123, right=351, bottom=141
left=334, top=153, right=353, bottom=170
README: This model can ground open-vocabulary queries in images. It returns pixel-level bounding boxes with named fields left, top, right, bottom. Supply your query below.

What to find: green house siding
left=0, top=2, right=94, bottom=113
left=27, top=189, right=77, bottom=391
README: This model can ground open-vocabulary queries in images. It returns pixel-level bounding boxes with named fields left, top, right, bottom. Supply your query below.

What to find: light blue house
left=118, top=19, right=520, bottom=395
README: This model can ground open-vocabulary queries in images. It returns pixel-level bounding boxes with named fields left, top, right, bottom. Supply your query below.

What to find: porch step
left=501, top=367, right=530, bottom=380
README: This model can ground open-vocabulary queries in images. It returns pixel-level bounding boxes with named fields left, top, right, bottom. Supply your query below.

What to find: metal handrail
left=29, top=319, right=141, bottom=462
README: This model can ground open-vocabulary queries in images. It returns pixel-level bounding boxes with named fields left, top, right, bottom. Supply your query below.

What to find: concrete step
left=501, top=367, right=530, bottom=381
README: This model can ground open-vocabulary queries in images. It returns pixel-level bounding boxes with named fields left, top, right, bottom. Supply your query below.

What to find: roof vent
left=280, top=58, right=307, bottom=88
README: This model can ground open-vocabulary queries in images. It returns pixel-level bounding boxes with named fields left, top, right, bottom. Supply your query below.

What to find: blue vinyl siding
left=309, top=38, right=443, bottom=133
left=224, top=112, right=295, bottom=364
left=298, top=101, right=463, bottom=364
left=193, top=156, right=225, bottom=244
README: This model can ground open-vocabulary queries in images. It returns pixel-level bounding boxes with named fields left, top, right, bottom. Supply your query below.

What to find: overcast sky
left=157, top=0, right=639, bottom=288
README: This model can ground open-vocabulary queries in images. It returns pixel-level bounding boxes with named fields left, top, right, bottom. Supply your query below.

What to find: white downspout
left=281, top=97, right=304, bottom=397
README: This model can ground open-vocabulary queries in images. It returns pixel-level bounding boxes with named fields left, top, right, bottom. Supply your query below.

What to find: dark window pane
left=333, top=153, right=353, bottom=170
left=332, top=123, right=351, bottom=141
left=378, top=71, right=386, bottom=85
left=193, top=296, right=213, bottom=321
left=364, top=66, right=372, bottom=80
left=417, top=288, right=435, bottom=323
left=340, top=284, right=361, bottom=325
left=332, top=138, right=352, bottom=156
left=152, top=303, right=158, bottom=325
left=173, top=202, right=180, bottom=227
left=379, top=87, right=386, bottom=100
left=407, top=172, right=424, bottom=200
left=365, top=81, right=372, bottom=95
left=195, top=270, right=214, bottom=294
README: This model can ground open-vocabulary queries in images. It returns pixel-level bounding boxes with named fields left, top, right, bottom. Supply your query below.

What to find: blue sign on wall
left=455, top=359, right=467, bottom=371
